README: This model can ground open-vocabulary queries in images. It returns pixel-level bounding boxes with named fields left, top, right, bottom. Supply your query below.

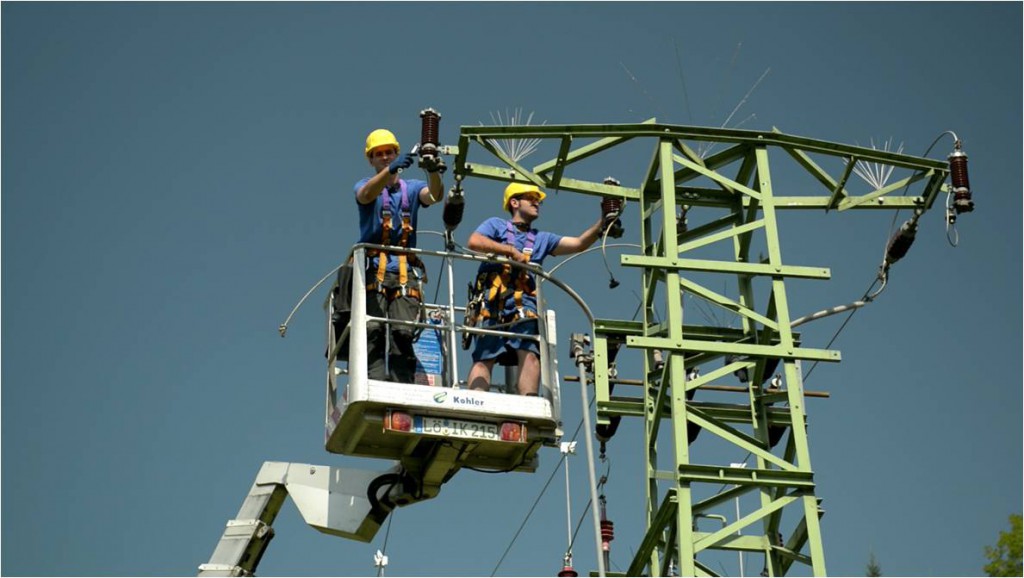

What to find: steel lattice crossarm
left=452, top=122, right=954, bottom=577
left=453, top=120, right=950, bottom=212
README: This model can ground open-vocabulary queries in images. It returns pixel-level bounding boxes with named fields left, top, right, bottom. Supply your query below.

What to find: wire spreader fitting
left=883, top=217, right=919, bottom=273
left=442, top=183, right=465, bottom=232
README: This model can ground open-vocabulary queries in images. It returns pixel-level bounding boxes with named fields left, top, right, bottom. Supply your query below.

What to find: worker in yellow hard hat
left=353, top=128, right=444, bottom=384
left=464, top=182, right=605, bottom=396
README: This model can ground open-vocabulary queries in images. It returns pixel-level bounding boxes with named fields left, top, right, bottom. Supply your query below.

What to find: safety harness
left=367, top=181, right=424, bottom=300
left=463, top=221, right=540, bottom=349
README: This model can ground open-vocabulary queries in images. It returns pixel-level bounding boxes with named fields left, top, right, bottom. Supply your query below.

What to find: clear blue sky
left=2, top=2, right=1020, bottom=577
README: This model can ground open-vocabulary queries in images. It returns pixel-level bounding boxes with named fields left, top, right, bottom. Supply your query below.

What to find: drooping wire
left=620, top=61, right=670, bottom=121
left=672, top=38, right=695, bottom=126
left=881, top=131, right=955, bottom=259
left=489, top=457, right=564, bottom=574
left=490, top=419, right=589, bottom=576
left=564, top=446, right=574, bottom=556
left=565, top=457, right=612, bottom=556
left=599, top=218, right=621, bottom=286
left=432, top=256, right=447, bottom=304
left=945, top=190, right=960, bottom=247
left=801, top=130, right=961, bottom=384
left=548, top=243, right=642, bottom=277
left=376, top=509, right=395, bottom=577
left=802, top=278, right=879, bottom=384
left=278, top=262, right=345, bottom=337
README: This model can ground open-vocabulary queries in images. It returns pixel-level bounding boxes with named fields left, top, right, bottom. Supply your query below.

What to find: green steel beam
left=686, top=407, right=796, bottom=471
left=693, top=495, right=798, bottom=553
left=548, top=135, right=573, bottom=186
left=625, top=335, right=840, bottom=363
left=671, top=186, right=738, bottom=208
left=629, top=488, right=678, bottom=576
left=597, top=397, right=795, bottom=428
left=677, top=212, right=742, bottom=244
left=693, top=485, right=748, bottom=515
left=828, top=157, right=857, bottom=210
left=692, top=533, right=770, bottom=552
left=635, top=321, right=799, bottom=344
left=461, top=161, right=643, bottom=200
left=778, top=141, right=849, bottom=198
left=678, top=465, right=814, bottom=489
left=673, top=153, right=762, bottom=201
left=593, top=334, right=612, bottom=427
left=678, top=218, right=764, bottom=253
left=532, top=118, right=656, bottom=175
left=678, top=276, right=779, bottom=331
left=694, top=560, right=718, bottom=577
left=674, top=139, right=707, bottom=167
left=659, top=137, right=699, bottom=577
left=765, top=195, right=927, bottom=209
left=471, top=136, right=544, bottom=189
left=621, top=255, right=832, bottom=280
left=460, top=123, right=947, bottom=171
left=837, top=170, right=932, bottom=211
left=919, top=169, right=951, bottom=211
left=673, top=143, right=751, bottom=183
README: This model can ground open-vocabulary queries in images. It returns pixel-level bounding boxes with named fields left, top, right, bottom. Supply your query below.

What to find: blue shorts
left=472, top=319, right=540, bottom=365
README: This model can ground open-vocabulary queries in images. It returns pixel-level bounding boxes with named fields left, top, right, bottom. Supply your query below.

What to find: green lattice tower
left=453, top=122, right=950, bottom=577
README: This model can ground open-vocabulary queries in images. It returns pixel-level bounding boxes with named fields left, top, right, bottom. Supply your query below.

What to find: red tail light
left=386, top=411, right=413, bottom=432
left=500, top=421, right=526, bottom=442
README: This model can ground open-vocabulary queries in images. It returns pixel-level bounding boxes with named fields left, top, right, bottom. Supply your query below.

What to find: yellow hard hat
left=365, top=129, right=400, bottom=157
left=503, top=182, right=547, bottom=212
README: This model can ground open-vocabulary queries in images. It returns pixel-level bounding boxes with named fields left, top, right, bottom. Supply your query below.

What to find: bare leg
left=517, top=350, right=541, bottom=396
left=468, top=359, right=496, bottom=392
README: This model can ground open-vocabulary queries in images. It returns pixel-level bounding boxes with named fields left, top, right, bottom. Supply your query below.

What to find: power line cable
left=802, top=131, right=957, bottom=384
left=802, top=278, right=878, bottom=384
left=490, top=418, right=588, bottom=576
left=375, top=510, right=395, bottom=577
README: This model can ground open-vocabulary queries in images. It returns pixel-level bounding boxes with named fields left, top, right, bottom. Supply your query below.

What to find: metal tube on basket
left=445, top=255, right=459, bottom=389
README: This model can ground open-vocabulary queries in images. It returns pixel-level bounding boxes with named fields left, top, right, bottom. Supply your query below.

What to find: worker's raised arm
left=356, top=152, right=415, bottom=205
left=551, top=213, right=605, bottom=256
left=356, top=167, right=392, bottom=205
left=419, top=170, right=444, bottom=206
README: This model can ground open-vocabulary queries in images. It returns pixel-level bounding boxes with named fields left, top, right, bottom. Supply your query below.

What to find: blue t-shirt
left=353, top=177, right=429, bottom=274
left=474, top=217, right=563, bottom=317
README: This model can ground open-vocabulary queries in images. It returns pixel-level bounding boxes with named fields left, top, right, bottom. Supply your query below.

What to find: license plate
left=414, top=416, right=499, bottom=441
